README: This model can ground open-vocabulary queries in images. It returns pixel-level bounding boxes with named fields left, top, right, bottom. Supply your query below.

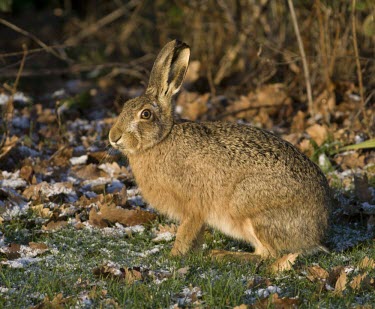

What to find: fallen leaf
left=349, top=273, right=372, bottom=291
left=248, top=276, right=272, bottom=289
left=209, top=250, right=261, bottom=262
left=270, top=253, right=299, bottom=273
left=176, top=267, right=190, bottom=277
left=291, top=110, right=306, bottom=133
left=51, top=147, right=73, bottom=167
left=0, top=136, right=18, bottom=160
left=176, top=91, right=209, bottom=121
left=42, top=219, right=68, bottom=231
left=327, top=266, right=345, bottom=286
left=333, top=268, right=347, bottom=295
left=306, top=124, right=328, bottom=146
left=306, top=265, right=329, bottom=282
left=23, top=182, right=74, bottom=201
left=20, top=165, right=33, bottom=182
left=29, top=242, right=48, bottom=253
left=152, top=224, right=177, bottom=242
left=31, top=204, right=52, bottom=218
left=335, top=152, right=366, bottom=169
left=252, top=293, right=300, bottom=309
left=88, top=207, right=108, bottom=228
left=233, top=305, right=248, bottom=309
left=71, top=164, right=104, bottom=180
left=32, top=292, right=72, bottom=309
left=123, top=267, right=143, bottom=284
left=100, top=203, right=156, bottom=226
left=1, top=243, right=21, bottom=259
left=358, top=256, right=375, bottom=270
left=93, top=263, right=143, bottom=284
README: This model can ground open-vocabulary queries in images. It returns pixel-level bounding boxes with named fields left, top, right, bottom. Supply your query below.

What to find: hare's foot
left=209, top=250, right=262, bottom=262
left=171, top=216, right=204, bottom=256
left=191, top=225, right=206, bottom=252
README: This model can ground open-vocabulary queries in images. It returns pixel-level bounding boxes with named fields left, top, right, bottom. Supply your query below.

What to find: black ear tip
left=175, top=39, right=190, bottom=50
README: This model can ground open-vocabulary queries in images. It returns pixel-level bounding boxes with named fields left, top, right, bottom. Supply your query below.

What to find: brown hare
left=109, top=40, right=331, bottom=258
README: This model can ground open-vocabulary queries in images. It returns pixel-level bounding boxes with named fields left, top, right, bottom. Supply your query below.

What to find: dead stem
left=351, top=0, right=370, bottom=133
left=0, top=44, right=28, bottom=149
left=0, top=18, right=69, bottom=62
left=287, top=0, right=314, bottom=116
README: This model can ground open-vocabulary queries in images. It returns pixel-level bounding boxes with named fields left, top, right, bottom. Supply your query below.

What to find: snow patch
left=1, top=257, right=41, bottom=268
left=69, top=155, right=88, bottom=165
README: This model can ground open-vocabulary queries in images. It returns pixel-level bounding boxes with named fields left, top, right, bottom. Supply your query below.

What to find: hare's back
left=174, top=121, right=322, bottom=179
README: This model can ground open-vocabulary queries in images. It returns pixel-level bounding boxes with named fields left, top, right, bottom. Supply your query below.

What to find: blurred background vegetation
left=0, top=0, right=374, bottom=131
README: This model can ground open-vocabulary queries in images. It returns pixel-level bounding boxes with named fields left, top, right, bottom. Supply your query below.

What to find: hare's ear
left=146, top=40, right=190, bottom=99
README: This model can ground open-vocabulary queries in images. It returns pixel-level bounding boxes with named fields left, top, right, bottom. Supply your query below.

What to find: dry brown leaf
left=1, top=243, right=21, bottom=259
left=314, top=89, right=336, bottom=120
left=248, top=276, right=272, bottom=289
left=327, top=266, right=345, bottom=286
left=71, top=164, right=104, bottom=180
left=333, top=269, right=347, bottom=295
left=32, top=292, right=72, bottom=309
left=349, top=273, right=372, bottom=291
left=23, top=182, right=74, bottom=200
left=31, top=204, right=52, bottom=218
left=0, top=136, right=18, bottom=160
left=20, top=165, right=33, bottom=182
left=233, top=305, right=248, bottom=309
left=335, top=152, right=366, bottom=169
left=88, top=207, right=108, bottom=228
left=359, top=256, right=375, bottom=270
left=209, top=250, right=261, bottom=262
left=29, top=242, right=48, bottom=252
left=100, top=203, right=156, bottom=226
left=123, top=267, right=143, bottom=284
left=42, top=220, right=68, bottom=231
left=306, top=265, right=329, bottom=282
left=177, top=267, right=190, bottom=277
left=306, top=124, right=328, bottom=146
left=93, top=264, right=123, bottom=280
left=176, top=91, right=209, bottom=121
left=270, top=253, right=299, bottom=273
left=291, top=110, right=306, bottom=133
left=93, top=264, right=143, bottom=284
left=51, top=147, right=73, bottom=167
left=297, top=138, right=314, bottom=157
left=0, top=216, right=3, bottom=224
left=113, top=186, right=128, bottom=207
left=252, top=293, right=300, bottom=309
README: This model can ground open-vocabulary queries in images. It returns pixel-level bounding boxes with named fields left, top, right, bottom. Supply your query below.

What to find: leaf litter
left=0, top=78, right=374, bottom=308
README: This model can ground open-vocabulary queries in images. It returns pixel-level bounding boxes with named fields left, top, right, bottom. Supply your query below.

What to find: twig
left=65, top=1, right=139, bottom=46
left=287, top=0, right=314, bottom=116
left=0, top=18, right=68, bottom=62
left=0, top=45, right=28, bottom=149
left=351, top=0, right=368, bottom=130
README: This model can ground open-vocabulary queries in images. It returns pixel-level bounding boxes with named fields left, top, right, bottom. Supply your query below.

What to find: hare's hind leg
left=171, top=216, right=205, bottom=256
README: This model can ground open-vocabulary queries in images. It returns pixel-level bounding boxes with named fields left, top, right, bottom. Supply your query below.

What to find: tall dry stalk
left=351, top=0, right=368, bottom=129
left=0, top=44, right=28, bottom=149
left=287, top=0, right=314, bottom=116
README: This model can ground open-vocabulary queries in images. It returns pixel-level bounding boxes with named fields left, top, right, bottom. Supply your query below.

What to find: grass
left=1, top=215, right=375, bottom=308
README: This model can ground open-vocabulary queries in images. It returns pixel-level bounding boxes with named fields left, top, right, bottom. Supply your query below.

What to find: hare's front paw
left=170, top=241, right=190, bottom=256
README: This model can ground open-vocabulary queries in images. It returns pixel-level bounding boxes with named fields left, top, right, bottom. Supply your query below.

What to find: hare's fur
left=109, top=40, right=330, bottom=258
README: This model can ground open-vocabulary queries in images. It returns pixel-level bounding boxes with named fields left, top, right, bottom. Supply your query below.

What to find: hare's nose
left=109, top=127, right=122, bottom=145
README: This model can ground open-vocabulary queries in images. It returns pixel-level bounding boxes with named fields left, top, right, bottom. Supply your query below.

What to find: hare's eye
left=140, top=109, right=152, bottom=119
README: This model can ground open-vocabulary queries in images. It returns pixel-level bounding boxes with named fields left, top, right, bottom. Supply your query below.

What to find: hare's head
left=109, top=40, right=190, bottom=154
